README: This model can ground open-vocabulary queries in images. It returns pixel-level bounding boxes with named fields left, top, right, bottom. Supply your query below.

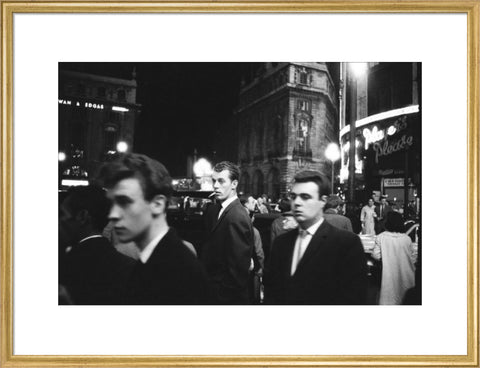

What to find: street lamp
left=116, top=141, right=128, bottom=153
left=325, top=142, right=340, bottom=194
left=193, top=158, right=213, bottom=191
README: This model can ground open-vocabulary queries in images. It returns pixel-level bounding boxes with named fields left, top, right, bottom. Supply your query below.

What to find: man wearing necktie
left=375, top=196, right=392, bottom=234
left=201, top=161, right=254, bottom=304
left=264, top=170, right=368, bottom=305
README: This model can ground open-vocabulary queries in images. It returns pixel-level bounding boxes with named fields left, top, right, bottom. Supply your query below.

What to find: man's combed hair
left=98, top=153, right=173, bottom=201
left=325, top=195, right=343, bottom=210
left=65, top=185, right=110, bottom=231
left=213, top=161, right=240, bottom=182
left=293, top=170, right=330, bottom=199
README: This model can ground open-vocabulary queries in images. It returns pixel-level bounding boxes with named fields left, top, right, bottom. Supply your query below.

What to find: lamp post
left=325, top=142, right=340, bottom=194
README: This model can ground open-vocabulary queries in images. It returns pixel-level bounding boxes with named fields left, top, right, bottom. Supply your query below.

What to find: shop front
left=340, top=105, right=420, bottom=217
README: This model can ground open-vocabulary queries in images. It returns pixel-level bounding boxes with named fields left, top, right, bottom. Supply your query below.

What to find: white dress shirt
left=291, top=218, right=324, bottom=275
left=218, top=195, right=238, bottom=219
left=138, top=227, right=169, bottom=264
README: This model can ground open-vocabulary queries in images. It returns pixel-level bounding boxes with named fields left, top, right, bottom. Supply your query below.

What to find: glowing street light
left=325, top=142, right=340, bottom=194
left=116, top=141, right=128, bottom=153
left=193, top=158, right=213, bottom=191
left=58, top=152, right=66, bottom=162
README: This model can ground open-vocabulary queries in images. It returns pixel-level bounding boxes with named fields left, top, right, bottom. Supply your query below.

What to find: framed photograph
left=1, top=1, right=478, bottom=367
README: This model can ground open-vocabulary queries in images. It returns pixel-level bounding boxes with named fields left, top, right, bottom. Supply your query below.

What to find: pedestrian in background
left=360, top=198, right=377, bottom=235
left=323, top=195, right=353, bottom=232
left=372, top=211, right=416, bottom=305
left=201, top=161, right=254, bottom=304
left=59, top=185, right=135, bottom=305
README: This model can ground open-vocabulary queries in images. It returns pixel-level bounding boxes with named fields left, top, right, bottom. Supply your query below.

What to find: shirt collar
left=221, top=195, right=238, bottom=209
left=301, top=217, right=324, bottom=236
left=78, top=235, right=103, bottom=244
left=139, top=227, right=169, bottom=264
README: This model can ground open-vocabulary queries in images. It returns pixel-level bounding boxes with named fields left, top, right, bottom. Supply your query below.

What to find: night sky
left=59, top=62, right=257, bottom=177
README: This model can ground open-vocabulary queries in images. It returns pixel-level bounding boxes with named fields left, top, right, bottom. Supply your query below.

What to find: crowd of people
left=59, top=152, right=419, bottom=306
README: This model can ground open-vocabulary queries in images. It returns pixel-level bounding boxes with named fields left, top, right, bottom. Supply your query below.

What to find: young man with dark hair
left=264, top=170, right=368, bottom=305
left=99, top=153, right=210, bottom=304
left=59, top=185, right=135, bottom=305
left=201, top=161, right=254, bottom=304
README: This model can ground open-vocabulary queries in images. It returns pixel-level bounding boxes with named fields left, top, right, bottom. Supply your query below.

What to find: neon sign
left=373, top=134, right=414, bottom=163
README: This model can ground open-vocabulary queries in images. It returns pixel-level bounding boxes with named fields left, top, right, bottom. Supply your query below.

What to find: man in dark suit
left=201, top=161, right=254, bottom=304
left=375, top=196, right=392, bottom=234
left=264, top=170, right=368, bottom=305
left=323, top=194, right=353, bottom=232
left=59, top=185, right=135, bottom=305
left=99, top=153, right=210, bottom=305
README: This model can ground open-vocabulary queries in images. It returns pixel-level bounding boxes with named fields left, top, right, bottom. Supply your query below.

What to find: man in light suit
left=201, top=161, right=254, bottom=304
left=264, top=170, right=368, bottom=305
left=99, top=153, right=210, bottom=304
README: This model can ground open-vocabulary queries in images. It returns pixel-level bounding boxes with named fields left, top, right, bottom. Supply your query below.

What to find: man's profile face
left=381, top=198, right=387, bottom=205
left=106, top=177, right=153, bottom=246
left=290, top=181, right=324, bottom=229
left=59, top=197, right=81, bottom=246
left=212, top=169, right=237, bottom=203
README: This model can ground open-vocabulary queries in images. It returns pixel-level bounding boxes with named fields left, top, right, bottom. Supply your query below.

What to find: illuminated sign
left=61, top=179, right=89, bottom=186
left=373, top=134, right=414, bottom=163
left=339, top=104, right=419, bottom=139
left=112, top=106, right=129, bottom=112
left=58, top=99, right=104, bottom=109
left=384, top=178, right=404, bottom=187
left=85, top=102, right=104, bottom=109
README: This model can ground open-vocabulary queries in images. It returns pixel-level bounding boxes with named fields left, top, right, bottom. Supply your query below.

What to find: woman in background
left=360, top=198, right=376, bottom=235
left=372, top=211, right=416, bottom=305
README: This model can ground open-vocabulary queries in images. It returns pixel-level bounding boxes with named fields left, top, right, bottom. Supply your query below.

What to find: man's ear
left=231, top=179, right=238, bottom=190
left=151, top=194, right=168, bottom=215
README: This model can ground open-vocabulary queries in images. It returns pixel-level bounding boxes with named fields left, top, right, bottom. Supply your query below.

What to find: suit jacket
left=323, top=209, right=353, bottom=232
left=60, top=236, right=135, bottom=305
left=375, top=203, right=392, bottom=220
left=125, top=228, right=210, bottom=305
left=264, top=220, right=368, bottom=305
left=201, top=198, right=254, bottom=304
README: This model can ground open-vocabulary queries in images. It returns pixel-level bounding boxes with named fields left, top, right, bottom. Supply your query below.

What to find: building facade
left=340, top=62, right=421, bottom=211
left=58, top=70, right=140, bottom=186
left=234, top=62, right=338, bottom=200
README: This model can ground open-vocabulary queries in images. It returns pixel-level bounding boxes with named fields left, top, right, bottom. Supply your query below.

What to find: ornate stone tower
left=235, top=62, right=338, bottom=200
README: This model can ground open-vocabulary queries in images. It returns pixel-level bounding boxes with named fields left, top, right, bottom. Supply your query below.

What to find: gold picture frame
left=1, top=1, right=478, bottom=367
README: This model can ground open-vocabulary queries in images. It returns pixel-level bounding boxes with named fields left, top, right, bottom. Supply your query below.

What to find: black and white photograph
left=58, top=62, right=422, bottom=306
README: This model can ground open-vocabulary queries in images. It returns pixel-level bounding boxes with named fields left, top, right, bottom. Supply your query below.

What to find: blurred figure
left=374, top=196, right=392, bottom=234
left=202, top=161, right=254, bottom=304
left=372, top=211, right=416, bottom=305
left=323, top=195, right=353, bottom=232
left=270, top=197, right=298, bottom=246
left=99, top=153, right=210, bottom=304
left=245, top=196, right=257, bottom=215
left=242, top=207, right=265, bottom=304
left=264, top=170, right=368, bottom=305
left=59, top=185, right=135, bottom=305
left=256, top=197, right=269, bottom=214
left=360, top=198, right=377, bottom=235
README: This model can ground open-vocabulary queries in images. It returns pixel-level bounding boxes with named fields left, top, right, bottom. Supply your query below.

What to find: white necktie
left=291, top=229, right=309, bottom=275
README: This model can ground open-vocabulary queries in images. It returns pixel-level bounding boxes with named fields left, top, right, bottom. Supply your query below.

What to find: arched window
left=104, top=125, right=118, bottom=153
left=295, top=118, right=310, bottom=155
left=239, top=171, right=250, bottom=195
left=252, top=170, right=264, bottom=197
left=267, top=168, right=280, bottom=201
